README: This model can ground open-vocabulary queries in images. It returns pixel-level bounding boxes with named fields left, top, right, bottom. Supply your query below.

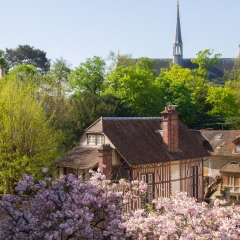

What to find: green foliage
left=4, top=45, right=50, bottom=74
left=68, top=56, right=106, bottom=95
left=192, top=49, right=221, bottom=70
left=42, top=96, right=77, bottom=151
left=206, top=86, right=238, bottom=116
left=0, top=78, right=63, bottom=193
left=105, top=58, right=163, bottom=116
left=69, top=92, right=134, bottom=146
left=190, top=113, right=227, bottom=130
left=223, top=58, right=240, bottom=82
left=8, top=63, right=40, bottom=80
left=46, top=57, right=71, bottom=96
left=107, top=51, right=135, bottom=72
left=0, top=50, right=8, bottom=69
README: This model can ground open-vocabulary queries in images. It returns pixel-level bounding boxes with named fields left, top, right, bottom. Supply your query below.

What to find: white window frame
left=88, top=135, right=95, bottom=145
left=97, top=135, right=104, bottom=145
left=87, top=134, right=104, bottom=146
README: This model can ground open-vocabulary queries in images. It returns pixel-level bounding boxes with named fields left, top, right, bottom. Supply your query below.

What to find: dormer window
left=88, top=134, right=104, bottom=146
left=233, top=137, right=240, bottom=154
left=236, top=142, right=240, bottom=153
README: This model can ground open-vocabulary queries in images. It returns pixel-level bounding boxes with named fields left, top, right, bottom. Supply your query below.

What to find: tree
left=0, top=78, right=63, bottom=194
left=105, top=58, right=163, bottom=116
left=4, top=45, right=51, bottom=74
left=0, top=50, right=7, bottom=69
left=0, top=170, right=147, bottom=239
left=8, top=63, right=40, bottom=80
left=68, top=56, right=106, bottom=95
left=192, top=49, right=221, bottom=71
left=156, top=74, right=198, bottom=126
left=107, top=51, right=135, bottom=72
left=68, top=92, right=134, bottom=147
left=206, top=86, right=238, bottom=117
left=46, top=57, right=71, bottom=96
left=1, top=172, right=240, bottom=239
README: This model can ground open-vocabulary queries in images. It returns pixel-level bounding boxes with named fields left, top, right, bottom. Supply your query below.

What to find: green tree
left=107, top=51, right=135, bottom=72
left=0, top=50, right=8, bottom=69
left=46, top=57, right=71, bottom=96
left=105, top=58, right=163, bottom=116
left=191, top=49, right=221, bottom=71
left=4, top=45, right=50, bottom=74
left=69, top=56, right=106, bottom=95
left=156, top=75, right=198, bottom=125
left=206, top=86, right=238, bottom=117
left=69, top=92, right=134, bottom=146
left=0, top=78, right=63, bottom=194
left=8, top=63, right=39, bottom=80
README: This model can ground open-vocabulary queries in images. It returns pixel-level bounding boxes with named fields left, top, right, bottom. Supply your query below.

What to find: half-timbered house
left=193, top=129, right=240, bottom=202
left=56, top=106, right=210, bottom=202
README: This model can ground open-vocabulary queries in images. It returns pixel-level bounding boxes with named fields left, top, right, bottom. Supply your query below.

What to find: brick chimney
left=160, top=105, right=180, bottom=152
left=98, top=144, right=113, bottom=178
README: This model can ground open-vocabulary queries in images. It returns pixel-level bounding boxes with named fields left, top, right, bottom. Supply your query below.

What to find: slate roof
left=193, top=130, right=240, bottom=156
left=153, top=58, right=234, bottom=81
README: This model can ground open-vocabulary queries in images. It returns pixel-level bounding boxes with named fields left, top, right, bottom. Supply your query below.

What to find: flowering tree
left=0, top=169, right=147, bottom=239
left=1, top=169, right=240, bottom=240
left=124, top=192, right=240, bottom=239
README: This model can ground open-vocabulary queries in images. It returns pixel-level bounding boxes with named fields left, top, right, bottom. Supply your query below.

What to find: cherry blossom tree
left=0, top=169, right=147, bottom=239
left=1, top=169, right=240, bottom=240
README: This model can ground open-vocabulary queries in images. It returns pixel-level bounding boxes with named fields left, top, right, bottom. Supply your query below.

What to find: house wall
left=131, top=157, right=203, bottom=202
left=204, top=155, right=240, bottom=179
left=180, top=158, right=203, bottom=201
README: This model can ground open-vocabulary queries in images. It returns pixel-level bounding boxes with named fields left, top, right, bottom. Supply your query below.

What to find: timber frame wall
left=131, top=157, right=203, bottom=202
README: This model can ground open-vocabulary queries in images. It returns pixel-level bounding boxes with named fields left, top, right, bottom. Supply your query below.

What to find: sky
left=1, top=0, right=240, bottom=68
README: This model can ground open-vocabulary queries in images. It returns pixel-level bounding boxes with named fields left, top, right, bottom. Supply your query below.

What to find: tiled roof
left=55, top=146, right=99, bottom=169
left=194, top=130, right=240, bottom=156
left=56, top=117, right=210, bottom=169
left=102, top=117, right=209, bottom=165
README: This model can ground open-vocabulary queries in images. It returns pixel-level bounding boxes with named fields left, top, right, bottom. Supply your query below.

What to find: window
left=214, top=134, right=222, bottom=140
left=236, top=142, right=240, bottom=153
left=141, top=173, right=154, bottom=206
left=87, top=134, right=104, bottom=146
left=88, top=135, right=95, bottom=145
left=190, top=166, right=198, bottom=199
left=97, top=135, right=104, bottom=145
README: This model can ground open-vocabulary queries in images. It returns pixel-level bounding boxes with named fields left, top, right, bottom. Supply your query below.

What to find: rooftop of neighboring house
left=220, top=161, right=240, bottom=173
left=192, top=129, right=240, bottom=156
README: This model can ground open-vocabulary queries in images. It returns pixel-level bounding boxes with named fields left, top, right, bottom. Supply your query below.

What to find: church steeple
left=173, top=0, right=183, bottom=66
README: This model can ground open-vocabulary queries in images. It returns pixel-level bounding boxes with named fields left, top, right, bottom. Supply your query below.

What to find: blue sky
left=1, top=0, right=240, bottom=68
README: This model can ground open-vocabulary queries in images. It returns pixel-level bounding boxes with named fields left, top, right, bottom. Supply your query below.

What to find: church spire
left=173, top=0, right=183, bottom=66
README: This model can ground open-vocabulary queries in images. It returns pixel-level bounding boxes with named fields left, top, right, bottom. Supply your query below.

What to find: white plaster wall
left=171, top=162, right=180, bottom=180
left=171, top=180, right=181, bottom=195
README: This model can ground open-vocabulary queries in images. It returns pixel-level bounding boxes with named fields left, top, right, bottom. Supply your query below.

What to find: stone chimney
left=98, top=144, right=113, bottom=178
left=160, top=105, right=180, bottom=152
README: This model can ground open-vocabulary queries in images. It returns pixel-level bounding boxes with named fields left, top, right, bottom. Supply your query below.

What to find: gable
left=86, top=117, right=103, bottom=133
